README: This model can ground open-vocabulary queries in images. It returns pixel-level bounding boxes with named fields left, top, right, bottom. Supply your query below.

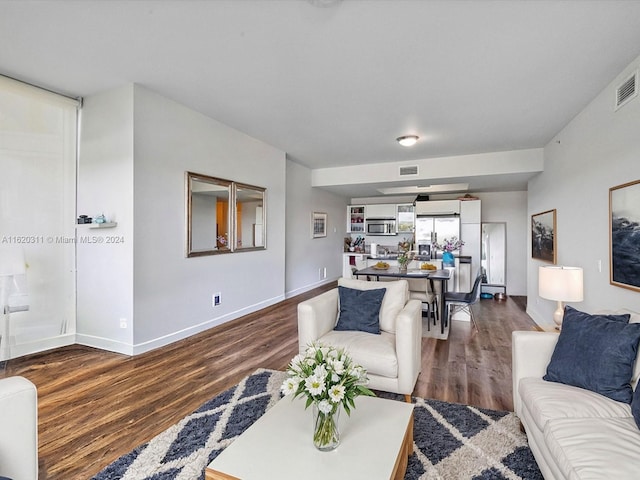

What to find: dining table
left=353, top=266, right=452, bottom=335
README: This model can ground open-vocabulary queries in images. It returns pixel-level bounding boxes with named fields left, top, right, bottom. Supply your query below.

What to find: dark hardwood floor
left=0, top=284, right=537, bottom=480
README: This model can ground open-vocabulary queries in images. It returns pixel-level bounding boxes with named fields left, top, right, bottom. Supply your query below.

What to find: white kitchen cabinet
left=460, top=199, right=481, bottom=224
left=396, top=204, right=415, bottom=233
left=461, top=223, right=481, bottom=279
left=365, top=203, right=396, bottom=218
left=347, top=205, right=365, bottom=233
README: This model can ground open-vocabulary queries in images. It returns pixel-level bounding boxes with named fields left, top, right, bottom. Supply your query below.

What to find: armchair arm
left=0, top=376, right=38, bottom=480
left=511, top=330, right=559, bottom=416
left=394, top=298, right=423, bottom=395
left=297, top=289, right=339, bottom=354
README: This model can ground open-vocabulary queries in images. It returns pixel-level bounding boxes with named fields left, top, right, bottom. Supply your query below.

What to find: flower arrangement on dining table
left=281, top=343, right=375, bottom=449
left=397, top=250, right=415, bottom=269
left=433, top=236, right=464, bottom=252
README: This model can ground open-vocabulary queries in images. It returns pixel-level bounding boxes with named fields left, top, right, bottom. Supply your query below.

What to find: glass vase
left=442, top=251, right=455, bottom=267
left=312, top=404, right=340, bottom=451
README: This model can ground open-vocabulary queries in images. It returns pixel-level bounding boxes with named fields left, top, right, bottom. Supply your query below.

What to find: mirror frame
left=186, top=171, right=266, bottom=257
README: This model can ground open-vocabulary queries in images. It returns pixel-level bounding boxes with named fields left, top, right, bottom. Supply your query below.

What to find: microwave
left=366, top=218, right=396, bottom=236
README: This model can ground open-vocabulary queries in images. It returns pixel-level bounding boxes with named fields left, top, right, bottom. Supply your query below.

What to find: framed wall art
left=531, top=209, right=556, bottom=264
left=312, top=212, right=327, bottom=238
left=610, top=179, right=640, bottom=292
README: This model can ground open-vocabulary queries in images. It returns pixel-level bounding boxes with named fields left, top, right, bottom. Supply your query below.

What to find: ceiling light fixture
left=396, top=135, right=419, bottom=147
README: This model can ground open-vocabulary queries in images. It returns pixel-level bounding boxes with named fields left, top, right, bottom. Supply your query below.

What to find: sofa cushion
left=519, top=377, right=632, bottom=432
left=338, top=278, right=408, bottom=334
left=319, top=330, right=398, bottom=378
left=543, top=306, right=640, bottom=403
left=334, top=286, right=385, bottom=334
left=544, top=417, right=640, bottom=480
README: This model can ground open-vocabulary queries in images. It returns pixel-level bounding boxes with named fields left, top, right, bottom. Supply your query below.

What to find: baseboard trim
left=285, top=277, right=338, bottom=299
left=77, top=294, right=286, bottom=356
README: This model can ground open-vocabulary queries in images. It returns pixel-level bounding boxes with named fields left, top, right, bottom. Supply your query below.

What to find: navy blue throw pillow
left=334, top=286, right=386, bottom=334
left=633, top=382, right=640, bottom=429
left=544, top=306, right=640, bottom=403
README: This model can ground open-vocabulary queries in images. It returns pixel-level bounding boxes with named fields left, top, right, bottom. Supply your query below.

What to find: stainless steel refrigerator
left=415, top=216, right=461, bottom=256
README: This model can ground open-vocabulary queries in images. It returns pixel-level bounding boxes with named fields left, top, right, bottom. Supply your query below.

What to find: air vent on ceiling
left=399, top=165, right=418, bottom=176
left=615, top=71, right=638, bottom=110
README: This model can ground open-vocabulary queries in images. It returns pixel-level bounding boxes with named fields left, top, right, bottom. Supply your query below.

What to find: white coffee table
left=205, top=395, right=414, bottom=480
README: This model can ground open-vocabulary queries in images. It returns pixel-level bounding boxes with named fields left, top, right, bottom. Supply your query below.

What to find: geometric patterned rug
left=92, top=368, right=542, bottom=480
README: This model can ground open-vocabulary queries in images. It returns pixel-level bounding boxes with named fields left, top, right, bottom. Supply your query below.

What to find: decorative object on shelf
left=312, top=212, right=327, bottom=238
left=77, top=215, right=92, bottom=224
left=531, top=209, right=556, bottom=263
left=609, top=179, right=640, bottom=292
left=538, top=265, right=584, bottom=329
left=457, top=193, right=479, bottom=201
left=89, top=222, right=117, bottom=229
left=94, top=214, right=106, bottom=224
left=397, top=251, right=414, bottom=272
left=281, top=343, right=374, bottom=451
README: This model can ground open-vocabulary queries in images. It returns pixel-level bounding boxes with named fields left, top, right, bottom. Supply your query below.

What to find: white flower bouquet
left=281, top=343, right=375, bottom=449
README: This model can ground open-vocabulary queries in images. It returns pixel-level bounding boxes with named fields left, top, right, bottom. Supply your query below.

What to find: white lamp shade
left=539, top=266, right=584, bottom=302
left=0, top=245, right=26, bottom=276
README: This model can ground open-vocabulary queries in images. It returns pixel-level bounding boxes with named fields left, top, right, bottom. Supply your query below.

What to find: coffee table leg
left=390, top=411, right=414, bottom=480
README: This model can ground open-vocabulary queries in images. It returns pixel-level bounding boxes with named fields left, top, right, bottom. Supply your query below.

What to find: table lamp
left=538, top=265, right=584, bottom=329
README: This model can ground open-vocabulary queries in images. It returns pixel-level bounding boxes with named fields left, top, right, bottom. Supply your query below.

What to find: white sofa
left=0, top=376, right=38, bottom=480
left=512, top=311, right=640, bottom=480
left=298, top=277, right=422, bottom=398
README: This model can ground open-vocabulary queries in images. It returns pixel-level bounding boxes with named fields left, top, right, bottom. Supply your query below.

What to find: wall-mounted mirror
left=481, top=222, right=506, bottom=286
left=186, top=172, right=266, bottom=257
left=235, top=183, right=266, bottom=251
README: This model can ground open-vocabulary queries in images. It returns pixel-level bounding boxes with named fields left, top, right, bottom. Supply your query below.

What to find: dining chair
left=443, top=270, right=483, bottom=332
left=407, top=278, right=438, bottom=330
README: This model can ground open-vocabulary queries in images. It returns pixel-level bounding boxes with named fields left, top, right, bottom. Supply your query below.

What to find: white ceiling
left=2, top=0, right=640, bottom=197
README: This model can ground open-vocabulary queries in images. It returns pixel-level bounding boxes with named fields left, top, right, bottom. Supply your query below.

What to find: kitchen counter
left=368, top=254, right=471, bottom=262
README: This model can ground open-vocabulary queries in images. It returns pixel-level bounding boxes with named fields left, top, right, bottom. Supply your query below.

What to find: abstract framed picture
left=610, top=179, right=640, bottom=292
left=531, top=209, right=556, bottom=264
left=312, top=212, right=327, bottom=238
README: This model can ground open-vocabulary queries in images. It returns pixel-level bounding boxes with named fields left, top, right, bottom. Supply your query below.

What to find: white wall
left=476, top=192, right=528, bottom=296
left=285, top=159, right=348, bottom=297
left=527, top=54, right=640, bottom=327
left=76, top=85, right=135, bottom=351
left=77, top=84, right=287, bottom=354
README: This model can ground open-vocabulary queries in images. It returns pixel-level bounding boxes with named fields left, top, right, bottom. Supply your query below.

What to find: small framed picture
left=610, top=179, right=640, bottom=292
left=312, top=212, right=327, bottom=238
left=531, top=209, right=556, bottom=263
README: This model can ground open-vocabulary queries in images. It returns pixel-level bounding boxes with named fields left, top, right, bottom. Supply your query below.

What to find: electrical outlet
left=119, top=318, right=127, bottom=329
left=213, top=292, right=221, bottom=307
left=323, top=267, right=327, bottom=279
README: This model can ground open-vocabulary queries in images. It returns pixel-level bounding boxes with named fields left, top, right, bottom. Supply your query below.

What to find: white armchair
left=298, top=278, right=422, bottom=400
left=0, top=376, right=38, bottom=480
